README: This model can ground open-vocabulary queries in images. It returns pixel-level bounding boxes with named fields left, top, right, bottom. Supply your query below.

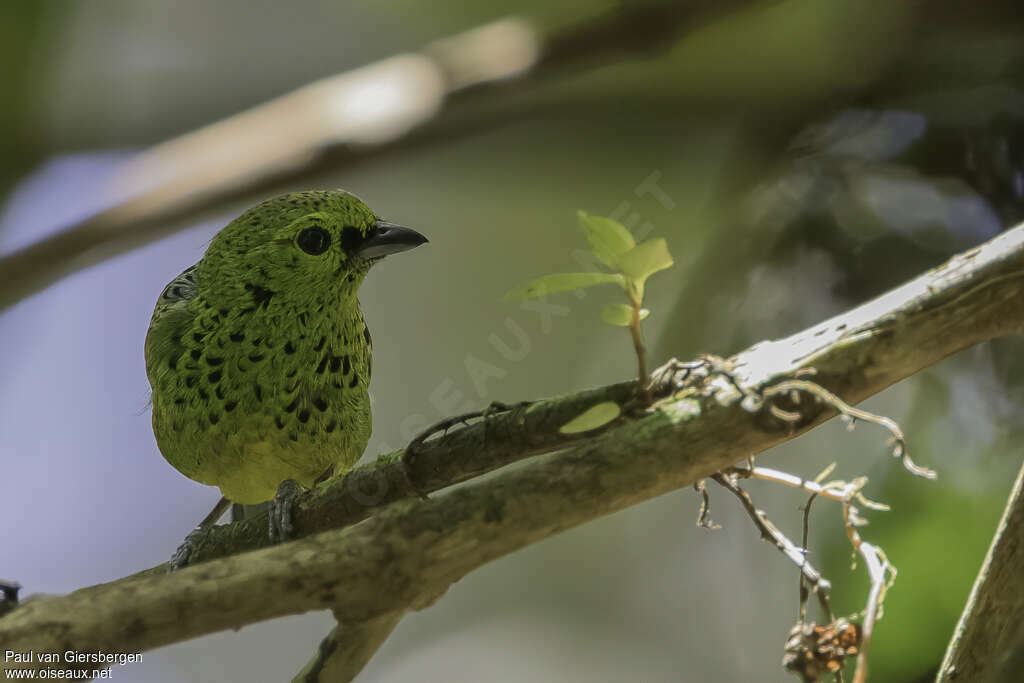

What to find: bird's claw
left=269, top=479, right=303, bottom=544
left=169, top=527, right=205, bottom=571
left=402, top=401, right=530, bottom=500
left=0, top=580, right=21, bottom=617
left=400, top=448, right=432, bottom=501
left=402, top=414, right=471, bottom=500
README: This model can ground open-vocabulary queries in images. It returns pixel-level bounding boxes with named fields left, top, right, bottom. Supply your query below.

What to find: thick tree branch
left=3, top=221, right=1024, bottom=677
left=131, top=380, right=643, bottom=576
left=936, top=459, right=1024, bottom=683
left=140, top=219, right=1024, bottom=574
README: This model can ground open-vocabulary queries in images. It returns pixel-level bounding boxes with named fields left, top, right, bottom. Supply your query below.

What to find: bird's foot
left=269, top=479, right=304, bottom=544
left=169, top=527, right=205, bottom=571
left=402, top=414, right=471, bottom=500
left=401, top=401, right=531, bottom=499
left=0, top=580, right=21, bottom=617
left=168, top=496, right=233, bottom=571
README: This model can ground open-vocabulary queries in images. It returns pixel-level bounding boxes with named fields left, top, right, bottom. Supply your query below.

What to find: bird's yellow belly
left=154, top=392, right=371, bottom=504
left=197, top=439, right=328, bottom=504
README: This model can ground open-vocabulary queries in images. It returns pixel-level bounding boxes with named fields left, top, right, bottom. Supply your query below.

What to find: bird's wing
left=145, top=264, right=199, bottom=382
left=156, top=264, right=199, bottom=311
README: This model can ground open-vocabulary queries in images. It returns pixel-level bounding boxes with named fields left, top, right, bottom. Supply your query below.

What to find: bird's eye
left=297, top=227, right=331, bottom=255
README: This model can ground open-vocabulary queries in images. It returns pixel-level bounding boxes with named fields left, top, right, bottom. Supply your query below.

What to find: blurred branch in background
left=6, top=0, right=1023, bottom=315
left=4, top=216, right=1024, bottom=680
left=296, top=610, right=405, bottom=683
left=0, top=0, right=749, bottom=312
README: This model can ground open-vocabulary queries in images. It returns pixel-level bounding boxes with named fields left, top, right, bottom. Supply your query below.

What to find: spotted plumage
left=145, top=190, right=426, bottom=504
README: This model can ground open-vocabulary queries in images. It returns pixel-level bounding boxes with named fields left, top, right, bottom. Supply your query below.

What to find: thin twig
left=733, top=462, right=892, bottom=682
left=711, top=473, right=833, bottom=607
left=849, top=540, right=889, bottom=683
left=798, top=491, right=822, bottom=623
left=796, top=490, right=846, bottom=683
left=742, top=464, right=893, bottom=681
left=837, top=477, right=894, bottom=683
left=760, top=380, right=936, bottom=480
left=628, top=291, right=650, bottom=400
left=733, top=466, right=890, bottom=513
left=693, top=480, right=719, bottom=529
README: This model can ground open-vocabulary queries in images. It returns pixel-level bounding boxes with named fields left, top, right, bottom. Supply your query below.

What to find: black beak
left=356, top=220, right=428, bottom=260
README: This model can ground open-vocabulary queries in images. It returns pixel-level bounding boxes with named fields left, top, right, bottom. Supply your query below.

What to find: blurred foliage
left=0, top=1, right=57, bottom=199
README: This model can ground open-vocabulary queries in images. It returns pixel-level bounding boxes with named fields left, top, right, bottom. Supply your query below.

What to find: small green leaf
left=601, top=303, right=632, bottom=326
left=578, top=211, right=635, bottom=269
left=559, top=401, right=621, bottom=434
left=618, top=238, right=674, bottom=285
left=601, top=303, right=649, bottom=326
left=502, top=272, right=626, bottom=302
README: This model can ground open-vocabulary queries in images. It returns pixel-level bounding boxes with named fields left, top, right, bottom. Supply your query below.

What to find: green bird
left=145, top=189, right=426, bottom=557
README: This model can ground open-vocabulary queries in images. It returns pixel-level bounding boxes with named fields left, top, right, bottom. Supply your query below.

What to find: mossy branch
left=4, top=222, right=1024, bottom=679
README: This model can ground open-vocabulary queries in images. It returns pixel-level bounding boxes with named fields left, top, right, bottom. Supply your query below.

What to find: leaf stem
left=628, top=288, right=649, bottom=400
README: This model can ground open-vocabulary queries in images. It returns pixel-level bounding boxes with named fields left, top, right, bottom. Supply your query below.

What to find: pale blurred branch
left=0, top=0, right=751, bottom=312
left=294, top=610, right=405, bottom=683
left=936, top=459, right=1024, bottom=683
left=3, top=219, right=1024, bottom=679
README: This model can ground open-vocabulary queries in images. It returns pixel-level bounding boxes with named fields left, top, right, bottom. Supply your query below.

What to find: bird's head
left=198, top=190, right=427, bottom=310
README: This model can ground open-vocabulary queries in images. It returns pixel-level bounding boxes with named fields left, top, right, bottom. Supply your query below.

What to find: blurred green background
left=2, top=1, right=1022, bottom=681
